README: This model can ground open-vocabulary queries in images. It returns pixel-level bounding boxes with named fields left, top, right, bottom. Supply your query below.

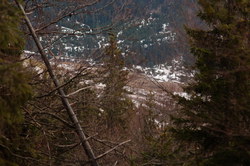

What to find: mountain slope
left=27, top=0, right=204, bottom=69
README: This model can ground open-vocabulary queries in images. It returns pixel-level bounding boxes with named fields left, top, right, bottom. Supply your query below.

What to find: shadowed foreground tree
left=0, top=0, right=33, bottom=165
left=172, top=0, right=250, bottom=165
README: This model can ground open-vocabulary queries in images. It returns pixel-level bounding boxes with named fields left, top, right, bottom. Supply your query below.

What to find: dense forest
left=0, top=0, right=249, bottom=166
left=24, top=0, right=203, bottom=66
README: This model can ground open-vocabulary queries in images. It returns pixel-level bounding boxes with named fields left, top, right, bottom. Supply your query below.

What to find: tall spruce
left=101, top=33, right=132, bottom=129
left=173, top=0, right=250, bottom=165
left=0, top=0, right=33, bottom=165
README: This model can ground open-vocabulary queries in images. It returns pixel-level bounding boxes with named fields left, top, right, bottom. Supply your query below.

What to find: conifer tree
left=100, top=33, right=133, bottom=129
left=141, top=92, right=159, bottom=141
left=0, top=0, right=33, bottom=165
left=173, top=0, right=250, bottom=165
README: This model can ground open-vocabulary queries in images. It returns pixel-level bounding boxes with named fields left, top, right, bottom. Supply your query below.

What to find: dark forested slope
left=26, top=0, right=203, bottom=67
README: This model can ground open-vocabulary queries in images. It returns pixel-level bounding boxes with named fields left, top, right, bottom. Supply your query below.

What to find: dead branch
left=95, top=139, right=131, bottom=161
left=15, top=1, right=99, bottom=166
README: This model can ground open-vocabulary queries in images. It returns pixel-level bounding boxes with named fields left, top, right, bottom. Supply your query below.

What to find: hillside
left=26, top=0, right=203, bottom=68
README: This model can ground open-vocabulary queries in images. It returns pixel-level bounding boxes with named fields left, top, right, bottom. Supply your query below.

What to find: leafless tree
left=14, top=0, right=133, bottom=165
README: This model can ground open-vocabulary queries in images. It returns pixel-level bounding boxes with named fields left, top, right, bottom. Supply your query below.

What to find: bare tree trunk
left=15, top=1, right=99, bottom=166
